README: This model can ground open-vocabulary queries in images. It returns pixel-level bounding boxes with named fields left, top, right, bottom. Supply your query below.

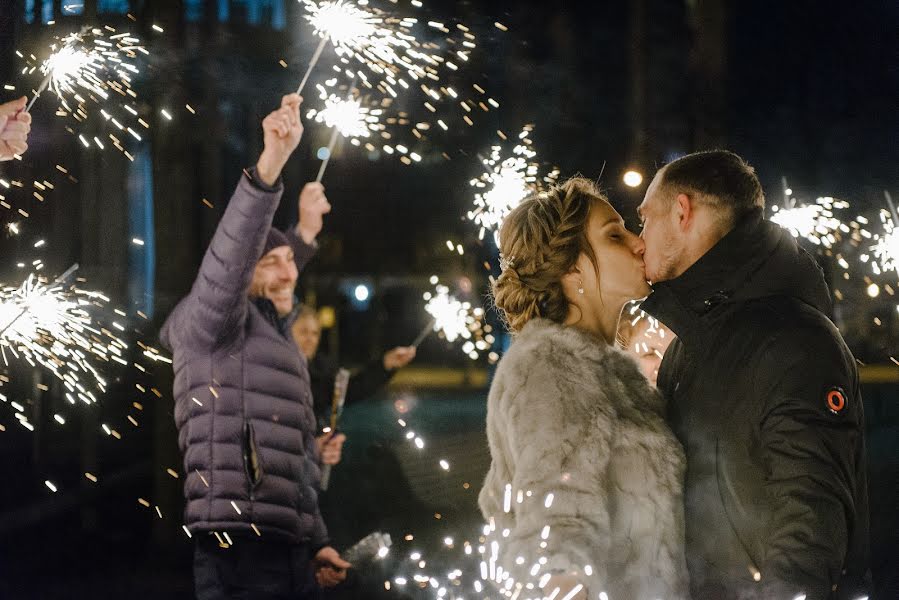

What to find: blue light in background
left=185, top=0, right=204, bottom=22
left=97, top=0, right=129, bottom=14
left=217, top=0, right=230, bottom=22
left=127, top=145, right=156, bottom=317
left=61, top=2, right=85, bottom=16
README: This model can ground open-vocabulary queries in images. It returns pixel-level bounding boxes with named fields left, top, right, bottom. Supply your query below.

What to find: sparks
left=0, top=265, right=126, bottom=394
left=22, top=27, right=148, bottom=155
left=308, top=93, right=376, bottom=138
left=769, top=197, right=848, bottom=248
left=300, top=0, right=492, bottom=136
left=468, top=127, right=559, bottom=245
left=871, top=209, right=899, bottom=278
left=421, top=280, right=488, bottom=356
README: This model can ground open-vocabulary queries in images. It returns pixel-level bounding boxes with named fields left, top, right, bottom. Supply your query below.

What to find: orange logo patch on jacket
left=826, top=387, right=847, bottom=415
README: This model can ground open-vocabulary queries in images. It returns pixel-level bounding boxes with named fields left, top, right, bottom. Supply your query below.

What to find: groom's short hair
left=659, top=150, right=764, bottom=229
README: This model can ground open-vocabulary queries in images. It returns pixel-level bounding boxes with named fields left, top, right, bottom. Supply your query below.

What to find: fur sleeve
left=485, top=351, right=616, bottom=594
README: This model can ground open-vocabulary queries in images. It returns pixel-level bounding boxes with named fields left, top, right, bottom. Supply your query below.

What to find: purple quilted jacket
left=160, top=168, right=327, bottom=546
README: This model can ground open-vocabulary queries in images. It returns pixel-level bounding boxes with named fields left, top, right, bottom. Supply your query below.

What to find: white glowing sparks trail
left=22, top=27, right=148, bottom=156
left=468, top=127, right=559, bottom=245
left=769, top=196, right=848, bottom=248
left=0, top=265, right=126, bottom=395
left=309, top=93, right=376, bottom=138
left=301, top=0, right=435, bottom=86
left=872, top=211, right=899, bottom=278
left=423, top=284, right=470, bottom=343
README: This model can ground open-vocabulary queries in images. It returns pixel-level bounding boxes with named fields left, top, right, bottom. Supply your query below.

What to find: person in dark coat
left=638, top=150, right=870, bottom=600
left=291, top=306, right=416, bottom=433
left=160, top=94, right=349, bottom=599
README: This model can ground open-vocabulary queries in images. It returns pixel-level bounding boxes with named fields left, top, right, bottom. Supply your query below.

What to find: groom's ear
left=675, top=193, right=693, bottom=230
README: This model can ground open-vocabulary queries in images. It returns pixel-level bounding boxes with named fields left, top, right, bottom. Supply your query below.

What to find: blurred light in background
left=623, top=170, right=643, bottom=188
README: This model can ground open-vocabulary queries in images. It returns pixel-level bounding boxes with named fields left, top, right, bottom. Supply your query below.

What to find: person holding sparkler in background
left=0, top=97, right=31, bottom=160
left=160, top=93, right=350, bottom=599
left=292, top=305, right=417, bottom=436
left=480, top=178, right=689, bottom=600
left=638, top=150, right=870, bottom=599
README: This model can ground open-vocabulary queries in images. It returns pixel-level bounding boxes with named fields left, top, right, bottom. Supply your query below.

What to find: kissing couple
left=479, top=150, right=870, bottom=600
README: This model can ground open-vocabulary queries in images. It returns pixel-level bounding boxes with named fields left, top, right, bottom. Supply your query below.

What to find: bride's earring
left=578, top=281, right=585, bottom=295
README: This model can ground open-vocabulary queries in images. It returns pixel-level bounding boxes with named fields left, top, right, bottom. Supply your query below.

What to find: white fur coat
left=479, top=318, right=689, bottom=600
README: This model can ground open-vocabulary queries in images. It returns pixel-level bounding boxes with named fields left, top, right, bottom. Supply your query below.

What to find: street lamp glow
left=623, top=170, right=643, bottom=188
left=354, top=284, right=370, bottom=302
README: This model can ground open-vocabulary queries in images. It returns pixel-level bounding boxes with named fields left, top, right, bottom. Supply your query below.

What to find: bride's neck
left=564, top=301, right=625, bottom=346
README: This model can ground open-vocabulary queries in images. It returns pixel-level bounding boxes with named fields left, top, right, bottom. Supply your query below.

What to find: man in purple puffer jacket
left=161, top=94, right=349, bottom=599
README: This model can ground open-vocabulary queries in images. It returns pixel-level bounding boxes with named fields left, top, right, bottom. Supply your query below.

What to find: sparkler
left=299, top=0, right=501, bottom=138
left=309, top=80, right=368, bottom=182
left=870, top=191, right=899, bottom=279
left=0, top=264, right=127, bottom=396
left=468, top=127, right=560, bottom=245
left=311, top=93, right=375, bottom=138
left=422, top=283, right=471, bottom=344
left=296, top=36, right=330, bottom=95
left=300, top=0, right=433, bottom=90
left=419, top=277, right=493, bottom=360
left=769, top=196, right=849, bottom=248
left=20, top=27, right=148, bottom=155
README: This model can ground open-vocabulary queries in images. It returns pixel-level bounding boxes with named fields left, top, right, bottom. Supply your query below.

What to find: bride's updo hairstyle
left=492, top=177, right=604, bottom=333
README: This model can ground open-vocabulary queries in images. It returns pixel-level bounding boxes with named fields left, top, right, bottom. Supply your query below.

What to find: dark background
left=0, top=0, right=896, bottom=597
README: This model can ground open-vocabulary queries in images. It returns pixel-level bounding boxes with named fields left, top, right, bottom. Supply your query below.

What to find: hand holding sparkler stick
left=0, top=97, right=31, bottom=160
left=296, top=182, right=332, bottom=245
left=256, top=94, right=305, bottom=186
left=319, top=368, right=350, bottom=490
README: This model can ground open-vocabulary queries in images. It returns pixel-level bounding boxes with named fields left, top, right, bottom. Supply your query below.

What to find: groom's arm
left=756, top=328, right=864, bottom=599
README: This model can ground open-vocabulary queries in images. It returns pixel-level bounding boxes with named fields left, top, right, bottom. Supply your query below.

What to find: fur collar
left=513, top=317, right=615, bottom=363
left=509, top=317, right=664, bottom=415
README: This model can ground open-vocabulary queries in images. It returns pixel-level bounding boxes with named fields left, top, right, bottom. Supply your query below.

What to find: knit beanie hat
left=262, top=228, right=290, bottom=256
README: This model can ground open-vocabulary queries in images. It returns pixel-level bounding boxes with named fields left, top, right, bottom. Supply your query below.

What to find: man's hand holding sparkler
left=383, top=346, right=416, bottom=370
left=314, top=545, right=351, bottom=587
left=256, top=93, right=304, bottom=186
left=296, top=182, right=332, bottom=244
left=316, top=431, right=346, bottom=466
left=0, top=97, right=31, bottom=161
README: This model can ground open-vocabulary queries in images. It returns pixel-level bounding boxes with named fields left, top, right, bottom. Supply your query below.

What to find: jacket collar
left=253, top=295, right=301, bottom=338
left=641, top=208, right=831, bottom=346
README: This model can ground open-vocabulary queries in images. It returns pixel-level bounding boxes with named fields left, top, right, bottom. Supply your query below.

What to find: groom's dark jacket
left=641, top=208, right=869, bottom=600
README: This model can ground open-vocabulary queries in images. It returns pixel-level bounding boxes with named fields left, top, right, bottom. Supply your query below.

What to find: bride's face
left=573, top=200, right=650, bottom=305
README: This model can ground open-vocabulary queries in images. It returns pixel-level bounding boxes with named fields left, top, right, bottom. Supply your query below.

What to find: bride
left=479, top=178, right=688, bottom=600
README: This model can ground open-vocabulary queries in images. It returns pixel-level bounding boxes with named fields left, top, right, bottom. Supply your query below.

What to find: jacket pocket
left=715, top=438, right=763, bottom=572
left=243, top=421, right=263, bottom=491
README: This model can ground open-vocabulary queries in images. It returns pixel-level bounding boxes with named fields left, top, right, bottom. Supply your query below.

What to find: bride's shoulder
left=501, top=318, right=610, bottom=367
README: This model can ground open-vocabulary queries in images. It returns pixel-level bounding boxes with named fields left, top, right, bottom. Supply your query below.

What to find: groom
left=638, top=150, right=869, bottom=599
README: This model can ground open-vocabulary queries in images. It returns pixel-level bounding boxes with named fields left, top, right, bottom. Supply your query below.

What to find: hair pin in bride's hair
left=499, top=254, right=516, bottom=273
